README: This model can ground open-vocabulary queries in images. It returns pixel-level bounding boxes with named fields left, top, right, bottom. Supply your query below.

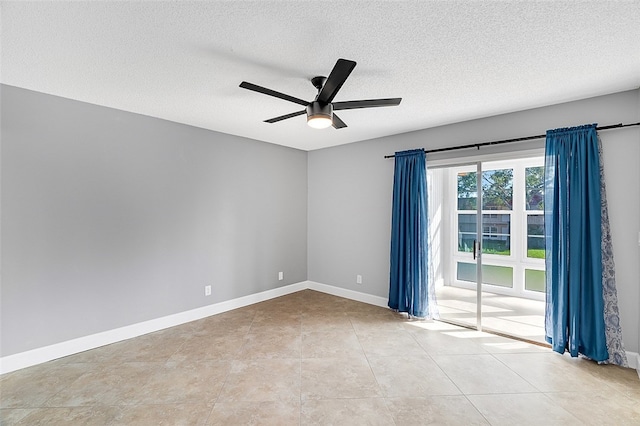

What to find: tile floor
left=1, top=290, right=639, bottom=425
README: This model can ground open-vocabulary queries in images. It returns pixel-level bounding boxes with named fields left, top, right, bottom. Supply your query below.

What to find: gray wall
left=308, top=89, right=640, bottom=354
left=1, top=85, right=308, bottom=357
left=3, top=84, right=639, bottom=359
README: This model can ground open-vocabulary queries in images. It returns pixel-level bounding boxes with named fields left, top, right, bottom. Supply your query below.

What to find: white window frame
left=448, top=157, right=545, bottom=301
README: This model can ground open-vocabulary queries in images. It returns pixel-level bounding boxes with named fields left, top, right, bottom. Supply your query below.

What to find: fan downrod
left=311, top=76, right=327, bottom=92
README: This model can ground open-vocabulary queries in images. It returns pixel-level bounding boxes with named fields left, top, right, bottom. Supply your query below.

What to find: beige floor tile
left=301, top=330, right=364, bottom=358
left=467, top=393, right=580, bottom=425
left=207, top=400, right=300, bottom=425
left=385, top=396, right=489, bottom=425
left=253, top=295, right=305, bottom=314
left=43, top=362, right=158, bottom=407
left=301, top=357, right=382, bottom=400
left=190, top=321, right=252, bottom=339
left=14, top=405, right=121, bottom=426
left=368, top=355, right=461, bottom=397
left=239, top=330, right=301, bottom=359
left=218, top=359, right=300, bottom=402
left=3, top=289, right=639, bottom=425
left=357, top=329, right=426, bottom=357
left=432, top=354, right=537, bottom=394
left=350, top=313, right=407, bottom=334
left=494, top=352, right=615, bottom=392
left=548, top=390, right=640, bottom=425
left=0, top=408, right=36, bottom=426
left=626, top=388, right=640, bottom=401
left=1, top=362, right=89, bottom=408
left=301, top=398, right=395, bottom=425
left=303, top=303, right=357, bottom=316
left=573, top=360, right=640, bottom=396
left=105, top=333, right=186, bottom=363
left=137, top=360, right=231, bottom=404
left=298, top=290, right=369, bottom=312
left=409, top=327, right=490, bottom=355
left=170, top=333, right=247, bottom=361
left=113, top=403, right=211, bottom=426
left=347, top=301, right=394, bottom=316
left=412, top=327, right=546, bottom=356
left=251, top=311, right=301, bottom=328
left=301, top=312, right=354, bottom=333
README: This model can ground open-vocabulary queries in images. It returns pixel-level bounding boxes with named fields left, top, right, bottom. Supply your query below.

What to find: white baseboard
left=629, top=351, right=640, bottom=378
left=625, top=351, right=638, bottom=369
left=0, top=281, right=307, bottom=375
left=307, top=281, right=388, bottom=308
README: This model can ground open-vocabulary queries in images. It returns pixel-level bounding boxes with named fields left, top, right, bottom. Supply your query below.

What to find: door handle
left=473, top=239, right=478, bottom=260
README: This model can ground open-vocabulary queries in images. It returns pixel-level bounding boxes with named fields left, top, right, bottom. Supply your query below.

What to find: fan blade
left=316, top=59, right=357, bottom=104
left=239, top=81, right=308, bottom=106
left=264, top=110, right=306, bottom=123
left=332, top=114, right=347, bottom=129
left=333, top=98, right=402, bottom=110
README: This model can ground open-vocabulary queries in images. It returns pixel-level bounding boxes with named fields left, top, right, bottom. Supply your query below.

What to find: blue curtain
left=389, top=149, right=436, bottom=318
left=544, top=124, right=608, bottom=361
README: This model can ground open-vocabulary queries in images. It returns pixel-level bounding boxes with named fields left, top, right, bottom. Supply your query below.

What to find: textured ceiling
left=2, top=1, right=639, bottom=151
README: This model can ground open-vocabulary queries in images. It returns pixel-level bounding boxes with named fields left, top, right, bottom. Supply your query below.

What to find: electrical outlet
left=356, top=274, right=363, bottom=284
left=278, top=271, right=284, bottom=281
left=204, top=285, right=212, bottom=296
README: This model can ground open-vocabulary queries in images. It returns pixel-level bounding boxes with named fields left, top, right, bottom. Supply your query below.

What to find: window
left=525, top=166, right=545, bottom=260
left=483, top=226, right=498, bottom=238
left=451, top=158, right=545, bottom=298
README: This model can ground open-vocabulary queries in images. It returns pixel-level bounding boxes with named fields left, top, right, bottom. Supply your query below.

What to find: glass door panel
left=479, top=163, right=514, bottom=335
left=457, top=263, right=513, bottom=288
left=434, top=163, right=481, bottom=330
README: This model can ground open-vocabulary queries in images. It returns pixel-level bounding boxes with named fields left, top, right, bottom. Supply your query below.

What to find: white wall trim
left=0, top=281, right=307, bottom=375
left=625, top=350, right=639, bottom=369
left=628, top=351, right=640, bottom=378
left=307, top=281, right=388, bottom=308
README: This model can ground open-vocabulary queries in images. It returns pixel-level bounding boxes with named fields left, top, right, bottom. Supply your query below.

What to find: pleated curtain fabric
left=544, top=123, right=626, bottom=365
left=389, top=149, right=435, bottom=318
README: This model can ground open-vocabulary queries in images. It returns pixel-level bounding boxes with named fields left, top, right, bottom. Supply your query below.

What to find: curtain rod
left=383, top=122, right=640, bottom=159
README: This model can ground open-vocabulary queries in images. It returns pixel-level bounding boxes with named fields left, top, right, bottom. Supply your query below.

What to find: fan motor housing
left=306, top=101, right=333, bottom=120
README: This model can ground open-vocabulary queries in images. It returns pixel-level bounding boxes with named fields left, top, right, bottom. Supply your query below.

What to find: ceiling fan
left=239, top=59, right=402, bottom=129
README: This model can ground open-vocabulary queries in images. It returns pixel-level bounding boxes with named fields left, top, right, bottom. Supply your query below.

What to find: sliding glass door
left=431, top=156, right=546, bottom=343
left=431, top=162, right=482, bottom=330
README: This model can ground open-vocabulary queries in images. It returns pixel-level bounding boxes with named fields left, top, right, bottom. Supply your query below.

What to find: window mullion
left=512, top=161, right=525, bottom=293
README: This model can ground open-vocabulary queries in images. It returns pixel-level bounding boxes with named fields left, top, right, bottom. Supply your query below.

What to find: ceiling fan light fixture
left=307, top=115, right=332, bottom=129
left=306, top=102, right=333, bottom=129
left=240, top=58, right=402, bottom=130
